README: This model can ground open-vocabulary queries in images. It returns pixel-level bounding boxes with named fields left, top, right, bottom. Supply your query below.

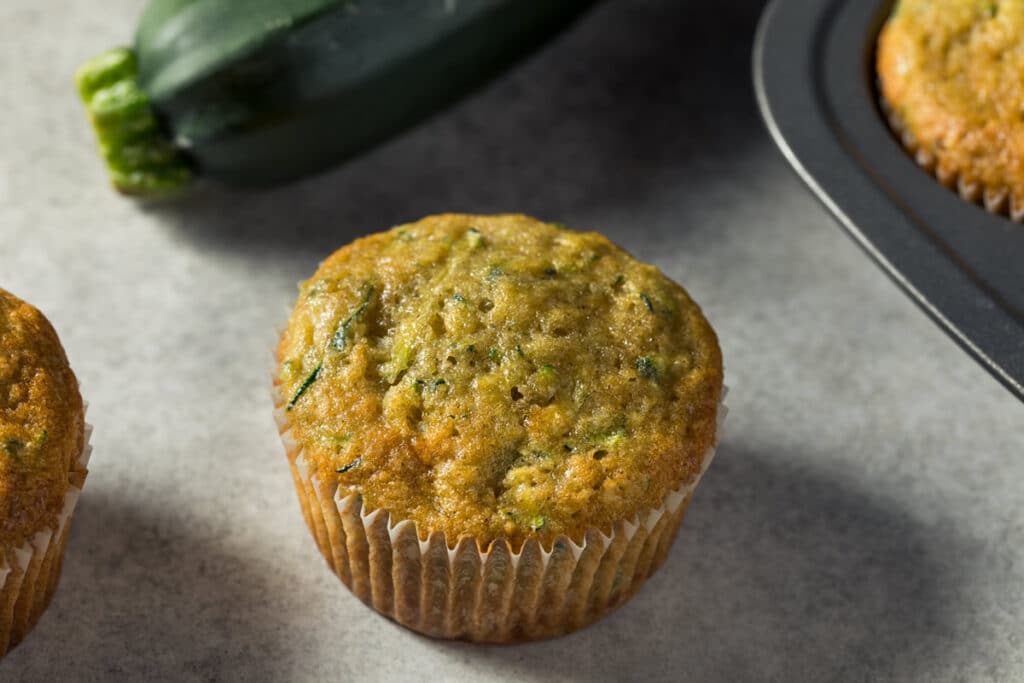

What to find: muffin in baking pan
left=878, top=0, right=1024, bottom=220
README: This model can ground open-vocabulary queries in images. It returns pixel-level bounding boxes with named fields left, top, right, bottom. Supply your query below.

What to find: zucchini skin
left=135, top=0, right=598, bottom=188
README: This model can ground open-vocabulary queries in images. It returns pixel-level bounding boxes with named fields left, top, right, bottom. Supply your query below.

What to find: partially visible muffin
left=0, top=288, right=89, bottom=655
left=274, top=214, right=723, bottom=641
left=878, top=0, right=1024, bottom=219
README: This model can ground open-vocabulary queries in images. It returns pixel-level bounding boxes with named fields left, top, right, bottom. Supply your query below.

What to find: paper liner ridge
left=275, top=378, right=725, bottom=642
left=0, top=409, right=91, bottom=656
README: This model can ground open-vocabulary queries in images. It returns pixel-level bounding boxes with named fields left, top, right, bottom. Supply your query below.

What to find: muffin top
left=0, top=289, right=85, bottom=549
left=877, top=0, right=1024, bottom=196
left=278, top=214, right=722, bottom=547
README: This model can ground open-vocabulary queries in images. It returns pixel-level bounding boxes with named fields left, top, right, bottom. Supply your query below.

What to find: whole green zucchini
left=76, top=0, right=598, bottom=197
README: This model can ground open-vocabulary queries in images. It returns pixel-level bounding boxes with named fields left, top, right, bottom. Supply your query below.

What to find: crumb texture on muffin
left=278, top=214, right=722, bottom=546
left=0, top=289, right=84, bottom=549
left=878, top=0, right=1024, bottom=205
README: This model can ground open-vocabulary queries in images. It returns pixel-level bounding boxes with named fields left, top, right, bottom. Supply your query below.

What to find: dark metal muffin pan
left=753, top=0, right=1024, bottom=402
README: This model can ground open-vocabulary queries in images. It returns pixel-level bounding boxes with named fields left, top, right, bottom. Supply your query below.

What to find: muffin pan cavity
left=754, top=0, right=1024, bottom=402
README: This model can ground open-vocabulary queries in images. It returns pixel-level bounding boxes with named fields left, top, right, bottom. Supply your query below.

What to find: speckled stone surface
left=1, top=1, right=1021, bottom=681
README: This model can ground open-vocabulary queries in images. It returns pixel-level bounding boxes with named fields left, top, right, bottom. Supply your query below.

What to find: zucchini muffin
left=877, top=0, right=1024, bottom=219
left=0, top=288, right=89, bottom=655
left=274, top=214, right=723, bottom=641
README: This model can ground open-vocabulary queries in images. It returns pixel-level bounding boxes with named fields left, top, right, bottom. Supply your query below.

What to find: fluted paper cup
left=274, top=379, right=724, bottom=642
left=0, top=411, right=91, bottom=655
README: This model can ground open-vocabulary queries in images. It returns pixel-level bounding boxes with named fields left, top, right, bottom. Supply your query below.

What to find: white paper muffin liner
left=0, top=407, right=91, bottom=656
left=273, top=376, right=725, bottom=642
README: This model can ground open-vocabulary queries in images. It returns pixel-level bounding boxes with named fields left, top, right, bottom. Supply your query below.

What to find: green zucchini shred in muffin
left=277, top=214, right=722, bottom=547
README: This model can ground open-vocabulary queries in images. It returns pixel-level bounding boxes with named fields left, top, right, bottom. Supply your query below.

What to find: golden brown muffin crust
left=278, top=215, right=722, bottom=547
left=878, top=0, right=1024, bottom=203
left=0, top=289, right=84, bottom=550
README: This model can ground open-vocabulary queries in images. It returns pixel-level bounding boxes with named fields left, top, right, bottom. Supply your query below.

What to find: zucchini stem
left=75, top=48, right=192, bottom=197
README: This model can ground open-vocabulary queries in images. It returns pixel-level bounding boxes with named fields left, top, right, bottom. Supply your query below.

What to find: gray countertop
left=1, top=1, right=1021, bottom=681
